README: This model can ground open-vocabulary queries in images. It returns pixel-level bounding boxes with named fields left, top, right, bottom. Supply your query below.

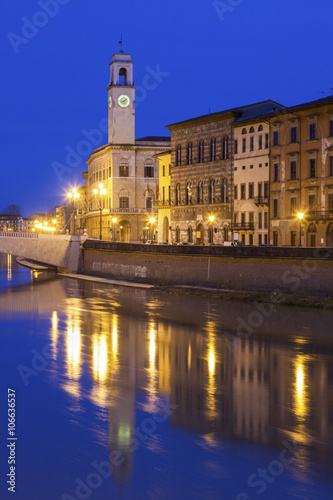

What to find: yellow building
left=269, top=96, right=333, bottom=247
left=156, top=150, right=171, bottom=243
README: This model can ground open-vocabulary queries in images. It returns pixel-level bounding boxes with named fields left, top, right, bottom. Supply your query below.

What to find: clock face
left=108, top=96, right=112, bottom=109
left=118, top=94, right=130, bottom=108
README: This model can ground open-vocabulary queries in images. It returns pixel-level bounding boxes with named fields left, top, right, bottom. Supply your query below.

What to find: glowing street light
left=209, top=215, right=215, bottom=244
left=298, top=212, right=304, bottom=247
left=67, top=188, right=80, bottom=234
left=94, top=184, right=107, bottom=240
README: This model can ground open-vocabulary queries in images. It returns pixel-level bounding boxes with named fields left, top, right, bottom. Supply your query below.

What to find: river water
left=0, top=253, right=333, bottom=500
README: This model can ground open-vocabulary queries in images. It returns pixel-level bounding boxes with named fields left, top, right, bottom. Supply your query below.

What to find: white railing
left=0, top=231, right=38, bottom=239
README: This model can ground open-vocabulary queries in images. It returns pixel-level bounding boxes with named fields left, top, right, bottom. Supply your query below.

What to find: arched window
left=187, top=142, right=192, bottom=164
left=242, top=128, right=247, bottom=134
left=119, top=68, right=127, bottom=85
left=221, top=178, right=228, bottom=203
left=209, top=179, right=215, bottom=204
left=197, top=182, right=203, bottom=204
left=222, top=135, right=229, bottom=160
left=210, top=137, right=216, bottom=161
left=185, top=182, right=192, bottom=205
left=198, top=140, right=204, bottom=163
left=258, top=124, right=263, bottom=132
left=119, top=159, right=129, bottom=177
left=175, top=226, right=180, bottom=243
left=249, top=126, right=255, bottom=133
left=188, top=226, right=193, bottom=243
left=176, top=145, right=182, bottom=166
left=175, top=184, right=181, bottom=206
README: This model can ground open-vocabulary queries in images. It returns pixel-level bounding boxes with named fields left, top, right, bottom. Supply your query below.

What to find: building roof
left=285, top=94, right=333, bottom=113
left=166, top=100, right=285, bottom=129
left=136, top=136, right=171, bottom=142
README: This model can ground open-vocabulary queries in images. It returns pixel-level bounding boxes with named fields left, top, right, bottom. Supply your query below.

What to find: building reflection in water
left=37, top=280, right=333, bottom=485
left=7, top=254, right=12, bottom=281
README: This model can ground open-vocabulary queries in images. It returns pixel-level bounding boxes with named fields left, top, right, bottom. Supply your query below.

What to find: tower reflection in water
left=47, top=287, right=333, bottom=485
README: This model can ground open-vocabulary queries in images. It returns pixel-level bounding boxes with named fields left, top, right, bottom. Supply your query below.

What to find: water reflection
left=1, top=261, right=333, bottom=497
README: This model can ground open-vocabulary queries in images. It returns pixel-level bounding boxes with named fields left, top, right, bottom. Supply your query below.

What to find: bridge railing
left=0, top=231, right=38, bottom=239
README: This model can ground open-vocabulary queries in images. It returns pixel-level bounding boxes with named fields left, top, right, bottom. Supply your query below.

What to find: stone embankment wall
left=83, top=241, right=333, bottom=297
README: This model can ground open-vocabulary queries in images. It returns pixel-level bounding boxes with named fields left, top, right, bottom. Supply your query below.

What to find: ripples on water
left=0, top=254, right=333, bottom=500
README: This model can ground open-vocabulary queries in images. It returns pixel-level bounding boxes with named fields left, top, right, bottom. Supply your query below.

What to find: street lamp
left=67, top=188, right=79, bottom=234
left=298, top=212, right=304, bottom=247
left=112, top=217, right=117, bottom=242
left=209, top=215, right=215, bottom=244
left=149, top=217, right=156, bottom=241
left=94, top=184, right=107, bottom=240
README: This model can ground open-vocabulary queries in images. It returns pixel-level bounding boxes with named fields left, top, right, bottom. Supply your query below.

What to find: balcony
left=254, top=196, right=269, bottom=205
left=109, top=208, right=158, bottom=215
left=231, top=222, right=255, bottom=231
left=307, top=210, right=333, bottom=220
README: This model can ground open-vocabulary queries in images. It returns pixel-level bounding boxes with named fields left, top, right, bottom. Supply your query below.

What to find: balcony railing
left=254, top=196, right=269, bottom=205
left=307, top=210, right=333, bottom=220
left=231, top=222, right=255, bottom=231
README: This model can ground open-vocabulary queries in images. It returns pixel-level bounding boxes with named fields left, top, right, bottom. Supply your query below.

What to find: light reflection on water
left=1, top=254, right=333, bottom=499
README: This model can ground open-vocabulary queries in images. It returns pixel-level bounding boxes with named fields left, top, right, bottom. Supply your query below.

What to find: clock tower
left=107, top=48, right=135, bottom=144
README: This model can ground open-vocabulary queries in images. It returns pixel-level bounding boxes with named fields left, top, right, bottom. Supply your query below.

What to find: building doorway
left=307, top=223, right=317, bottom=247
left=119, top=220, right=130, bottom=242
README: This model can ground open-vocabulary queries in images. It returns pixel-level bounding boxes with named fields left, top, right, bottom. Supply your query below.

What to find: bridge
left=0, top=232, right=88, bottom=273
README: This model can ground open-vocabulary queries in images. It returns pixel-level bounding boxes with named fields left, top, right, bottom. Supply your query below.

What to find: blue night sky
left=2, top=0, right=333, bottom=216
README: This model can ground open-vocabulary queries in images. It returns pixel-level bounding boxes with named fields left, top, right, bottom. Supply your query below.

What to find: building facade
left=269, top=96, right=333, bottom=247
left=85, top=49, right=170, bottom=242
left=156, top=151, right=171, bottom=243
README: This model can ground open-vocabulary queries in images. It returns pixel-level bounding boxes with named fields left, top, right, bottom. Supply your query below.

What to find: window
left=187, top=143, right=192, bottom=164
left=250, top=136, right=254, bottom=151
left=258, top=234, right=262, bottom=245
left=240, top=184, right=246, bottom=199
left=197, top=182, right=203, bottom=204
left=242, top=128, right=247, bottom=134
left=330, top=119, right=333, bottom=137
left=188, top=226, right=193, bottom=243
left=175, top=184, right=181, bottom=205
left=241, top=212, right=246, bottom=225
left=273, top=163, right=279, bottom=182
left=198, top=140, right=204, bottom=163
left=291, top=231, right=296, bottom=246
left=290, top=197, right=297, bottom=216
left=242, top=138, right=246, bottom=153
left=258, top=212, right=262, bottom=229
left=234, top=185, right=238, bottom=200
left=329, top=156, right=333, bottom=176
left=144, top=162, right=154, bottom=178
left=185, top=183, right=192, bottom=205
left=222, top=135, right=229, bottom=159
left=273, top=130, right=279, bottom=146
left=329, top=193, right=333, bottom=214
left=264, top=234, right=268, bottom=244
left=169, top=164, right=171, bottom=175
left=221, top=178, right=228, bottom=203
left=249, top=126, right=255, bottom=133
left=176, top=145, right=181, bottom=166
left=258, top=125, right=263, bottom=132
left=210, top=138, right=216, bottom=161
left=258, top=135, right=262, bottom=149
left=168, top=185, right=171, bottom=204
left=234, top=139, right=238, bottom=154
left=146, top=197, right=152, bottom=209
left=309, top=158, right=316, bottom=178
left=209, top=179, right=215, bottom=204
left=309, top=194, right=316, bottom=213
left=162, top=165, right=165, bottom=176
left=162, top=186, right=165, bottom=204
left=290, top=127, right=297, bottom=143
left=119, top=162, right=129, bottom=177
left=248, top=183, right=254, bottom=198
left=259, top=163, right=262, bottom=168
left=119, top=196, right=129, bottom=208
left=309, top=123, right=316, bottom=140
left=264, top=212, right=268, bottom=229
left=264, top=182, right=269, bottom=199
left=265, top=133, right=269, bottom=149
left=290, top=160, right=297, bottom=179
left=273, top=199, right=278, bottom=218
left=249, top=212, right=254, bottom=223
left=249, top=234, right=253, bottom=245
left=273, top=231, right=278, bottom=246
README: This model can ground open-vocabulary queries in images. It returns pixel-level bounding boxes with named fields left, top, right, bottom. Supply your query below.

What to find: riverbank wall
left=82, top=241, right=333, bottom=298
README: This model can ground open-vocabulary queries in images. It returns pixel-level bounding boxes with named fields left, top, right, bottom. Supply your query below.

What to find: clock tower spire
left=107, top=48, right=135, bottom=144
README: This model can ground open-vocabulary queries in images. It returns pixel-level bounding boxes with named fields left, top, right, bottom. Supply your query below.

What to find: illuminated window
left=119, top=197, right=128, bottom=208
left=119, top=162, right=128, bottom=177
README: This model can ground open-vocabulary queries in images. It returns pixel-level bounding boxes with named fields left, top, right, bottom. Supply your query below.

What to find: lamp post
left=298, top=212, right=304, bottom=247
left=67, top=188, right=79, bottom=235
left=94, top=184, right=107, bottom=240
left=112, top=217, right=117, bottom=242
left=209, top=215, right=215, bottom=244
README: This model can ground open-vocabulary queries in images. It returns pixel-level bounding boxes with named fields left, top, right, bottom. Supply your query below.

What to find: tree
left=1, top=204, right=21, bottom=215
